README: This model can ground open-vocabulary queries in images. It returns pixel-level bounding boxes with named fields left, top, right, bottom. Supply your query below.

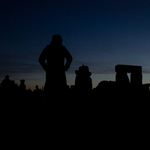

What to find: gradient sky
left=1, top=0, right=150, bottom=90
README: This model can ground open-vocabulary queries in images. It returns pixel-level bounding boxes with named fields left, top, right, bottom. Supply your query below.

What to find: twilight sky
left=1, top=0, right=150, bottom=90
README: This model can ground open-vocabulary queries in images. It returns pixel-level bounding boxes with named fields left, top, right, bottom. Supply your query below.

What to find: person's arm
left=39, top=46, right=48, bottom=71
left=64, top=47, right=73, bottom=71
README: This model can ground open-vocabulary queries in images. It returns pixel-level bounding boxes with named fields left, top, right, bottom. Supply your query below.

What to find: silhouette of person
left=75, top=65, right=92, bottom=108
left=34, top=85, right=40, bottom=92
left=75, top=65, right=92, bottom=93
left=19, top=79, right=26, bottom=91
left=1, top=75, right=11, bottom=89
left=39, top=34, right=72, bottom=111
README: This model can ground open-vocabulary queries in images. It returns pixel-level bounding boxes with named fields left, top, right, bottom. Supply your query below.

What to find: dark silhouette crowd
left=0, top=75, right=44, bottom=114
left=1, top=34, right=150, bottom=115
left=1, top=64, right=150, bottom=115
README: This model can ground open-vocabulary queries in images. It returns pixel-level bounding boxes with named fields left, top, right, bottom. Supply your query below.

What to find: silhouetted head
left=20, top=79, right=25, bottom=84
left=35, top=85, right=39, bottom=90
left=51, top=34, right=63, bottom=45
left=5, top=75, right=9, bottom=80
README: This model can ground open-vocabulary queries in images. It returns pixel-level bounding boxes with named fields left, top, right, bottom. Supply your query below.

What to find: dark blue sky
left=1, top=0, right=150, bottom=90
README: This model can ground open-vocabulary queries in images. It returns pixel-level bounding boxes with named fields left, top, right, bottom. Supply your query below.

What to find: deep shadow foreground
left=0, top=68, right=148, bottom=146
left=1, top=67, right=150, bottom=116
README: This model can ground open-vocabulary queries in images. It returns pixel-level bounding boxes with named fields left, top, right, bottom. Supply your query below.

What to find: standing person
left=39, top=34, right=72, bottom=112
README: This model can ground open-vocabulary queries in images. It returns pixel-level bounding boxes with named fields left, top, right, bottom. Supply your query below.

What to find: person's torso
left=45, top=45, right=66, bottom=73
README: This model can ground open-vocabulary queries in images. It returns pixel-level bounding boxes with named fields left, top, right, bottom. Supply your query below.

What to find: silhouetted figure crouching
left=39, top=34, right=72, bottom=113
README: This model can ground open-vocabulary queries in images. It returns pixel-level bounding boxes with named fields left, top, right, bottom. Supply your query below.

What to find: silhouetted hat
left=52, top=34, right=63, bottom=44
left=75, top=65, right=92, bottom=76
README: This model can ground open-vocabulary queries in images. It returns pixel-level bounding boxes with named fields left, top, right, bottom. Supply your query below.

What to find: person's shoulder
left=62, top=46, right=68, bottom=51
left=45, top=45, right=50, bottom=49
left=62, top=45, right=66, bottom=48
left=43, top=45, right=50, bottom=52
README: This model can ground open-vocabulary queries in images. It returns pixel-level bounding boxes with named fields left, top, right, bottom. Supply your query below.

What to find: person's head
left=5, top=75, right=9, bottom=80
left=35, top=85, right=39, bottom=90
left=51, top=34, right=63, bottom=45
left=20, top=79, right=25, bottom=84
